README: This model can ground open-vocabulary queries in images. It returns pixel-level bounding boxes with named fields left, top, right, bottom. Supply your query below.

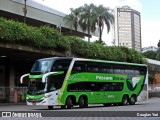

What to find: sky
left=33, top=0, right=160, bottom=48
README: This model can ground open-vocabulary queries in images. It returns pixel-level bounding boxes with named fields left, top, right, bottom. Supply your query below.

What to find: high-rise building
left=114, top=6, right=141, bottom=52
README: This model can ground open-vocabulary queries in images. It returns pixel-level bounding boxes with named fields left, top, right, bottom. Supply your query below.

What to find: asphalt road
left=0, top=97, right=160, bottom=120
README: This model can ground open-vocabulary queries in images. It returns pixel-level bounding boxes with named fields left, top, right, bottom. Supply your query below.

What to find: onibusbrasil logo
left=1, top=112, right=42, bottom=118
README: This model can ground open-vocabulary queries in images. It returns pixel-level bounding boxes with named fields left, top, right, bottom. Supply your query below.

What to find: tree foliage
left=65, top=36, right=145, bottom=63
left=0, top=17, right=69, bottom=50
left=142, top=49, right=160, bottom=60
left=148, top=74, right=156, bottom=84
left=0, top=17, right=145, bottom=64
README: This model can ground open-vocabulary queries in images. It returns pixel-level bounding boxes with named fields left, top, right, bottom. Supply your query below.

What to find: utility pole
left=158, top=40, right=160, bottom=48
left=23, top=0, right=27, bottom=23
left=56, top=24, right=62, bottom=34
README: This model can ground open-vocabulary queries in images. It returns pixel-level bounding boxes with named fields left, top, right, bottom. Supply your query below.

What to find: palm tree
left=78, top=4, right=97, bottom=42
left=96, top=5, right=114, bottom=42
left=67, top=4, right=114, bottom=43
left=67, top=4, right=97, bottom=42
left=67, top=8, right=81, bottom=31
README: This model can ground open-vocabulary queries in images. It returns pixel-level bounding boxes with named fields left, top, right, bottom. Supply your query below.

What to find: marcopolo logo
left=132, top=77, right=141, bottom=88
left=126, top=76, right=141, bottom=91
left=1, top=112, right=42, bottom=118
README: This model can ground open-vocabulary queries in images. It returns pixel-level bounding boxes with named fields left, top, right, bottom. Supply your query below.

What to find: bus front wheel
left=129, top=95, right=136, bottom=105
left=121, top=95, right=128, bottom=105
left=48, top=106, right=53, bottom=110
left=66, top=97, right=73, bottom=109
left=61, top=105, right=66, bottom=109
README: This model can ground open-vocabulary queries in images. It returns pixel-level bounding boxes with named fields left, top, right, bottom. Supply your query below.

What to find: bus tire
left=103, top=103, right=111, bottom=107
left=129, top=95, right=136, bottom=105
left=121, top=95, right=128, bottom=105
left=48, top=106, right=53, bottom=110
left=66, top=97, right=73, bottom=109
left=61, top=105, right=66, bottom=109
left=79, top=96, right=88, bottom=108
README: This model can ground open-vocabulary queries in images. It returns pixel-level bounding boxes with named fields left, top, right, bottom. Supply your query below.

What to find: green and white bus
left=20, top=57, right=147, bottom=109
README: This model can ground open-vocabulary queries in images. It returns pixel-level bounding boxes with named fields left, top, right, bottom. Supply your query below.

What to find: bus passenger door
left=90, top=83, right=107, bottom=103
left=89, top=83, right=102, bottom=103
left=94, top=92, right=105, bottom=103
left=104, top=82, right=123, bottom=103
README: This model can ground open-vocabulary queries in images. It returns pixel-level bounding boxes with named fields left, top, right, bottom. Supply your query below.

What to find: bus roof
left=72, top=58, right=147, bottom=67
left=36, top=57, right=147, bottom=67
left=37, top=57, right=73, bottom=61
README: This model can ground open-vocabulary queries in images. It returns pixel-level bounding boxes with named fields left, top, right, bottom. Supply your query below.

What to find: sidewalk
left=0, top=102, right=26, bottom=106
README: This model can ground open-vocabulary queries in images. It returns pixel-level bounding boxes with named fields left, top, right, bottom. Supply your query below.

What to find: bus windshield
left=27, top=79, right=46, bottom=95
left=31, top=59, right=53, bottom=74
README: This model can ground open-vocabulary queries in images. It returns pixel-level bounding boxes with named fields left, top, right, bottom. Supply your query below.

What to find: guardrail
left=149, top=91, right=160, bottom=98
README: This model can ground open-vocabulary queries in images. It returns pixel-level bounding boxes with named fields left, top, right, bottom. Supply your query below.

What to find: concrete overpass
left=0, top=0, right=99, bottom=37
left=0, top=0, right=99, bottom=103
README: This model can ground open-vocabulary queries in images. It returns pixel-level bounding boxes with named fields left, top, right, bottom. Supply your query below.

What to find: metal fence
left=149, top=90, right=160, bottom=98
left=0, top=87, right=27, bottom=103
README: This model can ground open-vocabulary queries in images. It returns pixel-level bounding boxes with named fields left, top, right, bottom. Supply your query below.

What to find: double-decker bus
left=20, top=57, right=147, bottom=109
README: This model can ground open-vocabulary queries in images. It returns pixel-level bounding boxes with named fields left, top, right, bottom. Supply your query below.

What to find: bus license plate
left=32, top=102, right=36, bottom=105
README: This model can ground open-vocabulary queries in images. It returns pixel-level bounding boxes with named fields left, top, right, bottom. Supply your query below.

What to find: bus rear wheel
left=66, top=97, right=73, bottom=109
left=121, top=95, right=128, bottom=105
left=129, top=95, right=136, bottom=105
left=48, top=106, right=53, bottom=110
left=79, top=96, right=88, bottom=108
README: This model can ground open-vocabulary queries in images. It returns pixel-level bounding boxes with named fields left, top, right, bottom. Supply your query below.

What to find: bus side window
left=106, top=82, right=123, bottom=91
left=135, top=67, right=146, bottom=75
left=125, top=69, right=133, bottom=74
left=134, top=70, right=140, bottom=75
left=100, top=83, right=109, bottom=91
left=71, top=61, right=86, bottom=74
left=125, top=65, right=136, bottom=80
left=90, top=83, right=99, bottom=91
left=51, top=60, right=71, bottom=72
left=99, top=64, right=113, bottom=73
left=86, top=62, right=99, bottom=73
left=113, top=65, right=125, bottom=74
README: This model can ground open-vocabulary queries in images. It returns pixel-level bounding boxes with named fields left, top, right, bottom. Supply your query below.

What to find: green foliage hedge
left=0, top=17, right=145, bottom=64
left=0, top=17, right=69, bottom=50
left=65, top=36, right=145, bottom=63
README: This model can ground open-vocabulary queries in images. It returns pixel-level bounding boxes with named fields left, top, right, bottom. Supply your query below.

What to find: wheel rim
left=81, top=98, right=85, bottom=105
left=69, top=99, right=73, bottom=106
left=123, top=96, right=128, bottom=105
left=131, top=96, right=135, bottom=103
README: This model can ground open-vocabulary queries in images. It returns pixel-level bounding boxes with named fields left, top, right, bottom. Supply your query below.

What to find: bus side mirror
left=42, top=72, right=58, bottom=83
left=20, top=73, right=30, bottom=83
